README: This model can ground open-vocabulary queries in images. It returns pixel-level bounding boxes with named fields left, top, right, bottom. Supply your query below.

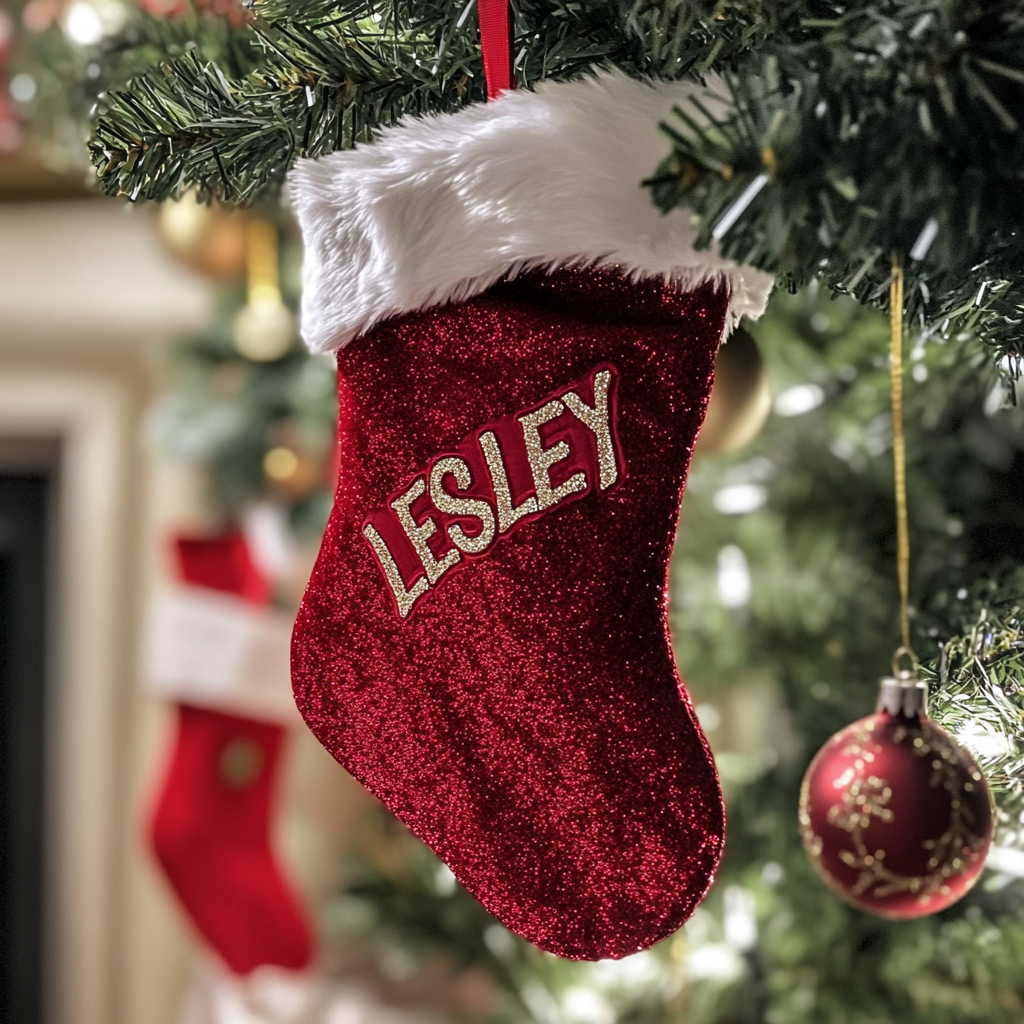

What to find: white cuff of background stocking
left=289, top=69, right=774, bottom=354
left=142, top=586, right=299, bottom=726
left=176, top=959, right=427, bottom=1024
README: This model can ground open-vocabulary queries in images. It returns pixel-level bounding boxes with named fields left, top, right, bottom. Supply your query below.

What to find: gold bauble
left=695, top=327, right=771, bottom=455
left=263, top=445, right=324, bottom=499
left=159, top=192, right=248, bottom=279
left=233, top=301, right=296, bottom=362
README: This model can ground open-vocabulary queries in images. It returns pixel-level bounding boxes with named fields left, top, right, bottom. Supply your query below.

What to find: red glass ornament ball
left=799, top=710, right=993, bottom=919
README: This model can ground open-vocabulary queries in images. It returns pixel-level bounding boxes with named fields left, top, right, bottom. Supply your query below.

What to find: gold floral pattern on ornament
left=799, top=717, right=989, bottom=903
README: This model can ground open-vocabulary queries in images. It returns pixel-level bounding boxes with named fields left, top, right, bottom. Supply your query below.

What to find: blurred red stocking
left=146, top=532, right=313, bottom=975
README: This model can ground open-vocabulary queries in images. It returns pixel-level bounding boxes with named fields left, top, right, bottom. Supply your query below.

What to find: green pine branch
left=648, top=0, right=1024, bottom=360
left=12, top=1, right=261, bottom=173
left=87, top=0, right=829, bottom=202
left=922, top=576, right=1024, bottom=798
left=78, top=1, right=1024, bottom=363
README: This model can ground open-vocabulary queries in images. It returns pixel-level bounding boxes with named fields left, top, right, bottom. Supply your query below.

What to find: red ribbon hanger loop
left=478, top=0, right=514, bottom=100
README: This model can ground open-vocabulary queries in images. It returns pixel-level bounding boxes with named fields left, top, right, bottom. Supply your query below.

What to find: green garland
left=75, top=0, right=1024, bottom=370
left=87, top=0, right=829, bottom=202
left=16, top=1, right=1024, bottom=367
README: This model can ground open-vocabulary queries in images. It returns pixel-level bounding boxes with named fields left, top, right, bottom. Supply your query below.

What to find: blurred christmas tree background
left=8, top=1, right=1024, bottom=1021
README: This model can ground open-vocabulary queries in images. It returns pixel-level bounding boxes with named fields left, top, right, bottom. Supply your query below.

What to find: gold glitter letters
left=391, top=478, right=461, bottom=584
left=518, top=400, right=587, bottom=510
left=479, top=431, right=539, bottom=533
left=563, top=369, right=618, bottom=490
left=362, top=523, right=429, bottom=618
left=430, top=456, right=497, bottom=554
left=363, top=364, right=625, bottom=619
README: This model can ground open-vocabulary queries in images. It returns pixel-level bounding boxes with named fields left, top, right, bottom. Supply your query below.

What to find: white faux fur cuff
left=289, top=71, right=774, bottom=354
left=141, top=586, right=299, bottom=726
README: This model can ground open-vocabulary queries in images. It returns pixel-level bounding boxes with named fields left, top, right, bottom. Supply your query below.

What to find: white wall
left=0, top=198, right=213, bottom=1024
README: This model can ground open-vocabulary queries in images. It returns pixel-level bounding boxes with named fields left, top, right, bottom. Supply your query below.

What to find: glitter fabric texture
left=293, top=266, right=728, bottom=960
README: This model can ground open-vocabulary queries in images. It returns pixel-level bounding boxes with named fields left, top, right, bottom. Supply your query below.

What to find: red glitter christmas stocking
left=146, top=533, right=313, bottom=975
left=289, top=72, right=772, bottom=960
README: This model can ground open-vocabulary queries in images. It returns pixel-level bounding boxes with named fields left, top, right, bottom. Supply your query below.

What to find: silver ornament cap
left=876, top=646, right=928, bottom=718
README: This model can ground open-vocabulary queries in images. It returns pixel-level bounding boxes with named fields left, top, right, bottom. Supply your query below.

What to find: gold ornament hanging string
left=889, top=255, right=915, bottom=662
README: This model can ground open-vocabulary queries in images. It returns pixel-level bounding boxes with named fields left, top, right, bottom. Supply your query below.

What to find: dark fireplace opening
left=0, top=442, right=59, bottom=1024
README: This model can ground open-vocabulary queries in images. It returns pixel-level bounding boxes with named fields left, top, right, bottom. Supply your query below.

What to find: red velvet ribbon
left=478, top=0, right=514, bottom=100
